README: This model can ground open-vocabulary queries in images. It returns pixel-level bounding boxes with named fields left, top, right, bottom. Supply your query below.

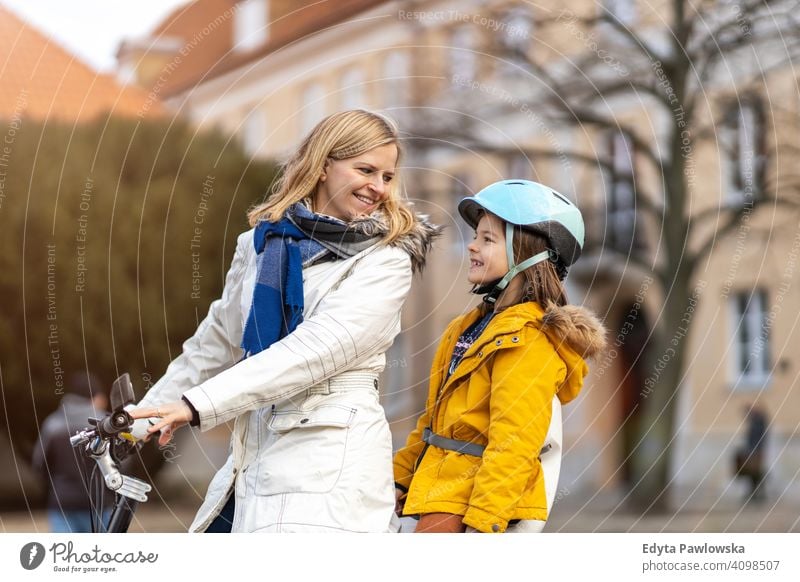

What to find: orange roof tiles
left=0, top=4, right=163, bottom=122
left=132, top=0, right=388, bottom=98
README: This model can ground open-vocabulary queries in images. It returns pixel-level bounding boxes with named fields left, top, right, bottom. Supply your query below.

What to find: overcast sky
left=1, top=0, right=191, bottom=72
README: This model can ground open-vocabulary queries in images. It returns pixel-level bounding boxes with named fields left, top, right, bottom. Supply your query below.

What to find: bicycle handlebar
left=67, top=373, right=153, bottom=532
left=96, top=409, right=134, bottom=439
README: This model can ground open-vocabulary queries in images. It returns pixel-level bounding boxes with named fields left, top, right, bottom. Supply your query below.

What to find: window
left=340, top=68, right=366, bottom=110
left=451, top=26, right=477, bottom=82
left=552, top=127, right=575, bottom=194
left=723, top=99, right=765, bottom=204
left=241, top=107, right=267, bottom=156
left=731, top=290, right=771, bottom=386
left=300, top=83, right=326, bottom=136
left=234, top=0, right=269, bottom=52
left=500, top=7, right=533, bottom=60
left=383, top=50, right=410, bottom=109
left=603, top=0, right=637, bottom=26
left=605, top=131, right=641, bottom=252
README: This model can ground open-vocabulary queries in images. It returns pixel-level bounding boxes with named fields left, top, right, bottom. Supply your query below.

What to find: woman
left=130, top=110, right=439, bottom=532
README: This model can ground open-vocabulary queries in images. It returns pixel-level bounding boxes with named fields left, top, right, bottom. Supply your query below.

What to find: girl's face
left=313, top=143, right=398, bottom=221
left=467, top=213, right=509, bottom=285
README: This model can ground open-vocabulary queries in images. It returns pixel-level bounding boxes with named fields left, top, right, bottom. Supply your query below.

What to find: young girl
left=129, top=110, right=439, bottom=532
left=393, top=179, right=606, bottom=533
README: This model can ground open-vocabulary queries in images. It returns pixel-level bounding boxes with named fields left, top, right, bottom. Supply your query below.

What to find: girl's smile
left=467, top=213, right=509, bottom=285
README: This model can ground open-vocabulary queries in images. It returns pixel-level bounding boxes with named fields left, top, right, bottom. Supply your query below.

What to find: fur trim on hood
left=350, top=212, right=443, bottom=274
left=540, top=301, right=608, bottom=361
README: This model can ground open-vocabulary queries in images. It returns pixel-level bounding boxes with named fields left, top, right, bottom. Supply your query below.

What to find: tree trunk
left=628, top=290, right=688, bottom=512
left=627, top=267, right=698, bottom=513
left=622, top=89, right=700, bottom=511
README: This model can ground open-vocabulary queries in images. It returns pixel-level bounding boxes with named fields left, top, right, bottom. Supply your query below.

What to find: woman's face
left=313, top=143, right=398, bottom=221
left=466, top=213, right=509, bottom=285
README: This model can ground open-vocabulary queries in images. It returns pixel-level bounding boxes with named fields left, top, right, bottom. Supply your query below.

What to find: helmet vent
left=552, top=191, right=572, bottom=205
left=506, top=181, right=525, bottom=186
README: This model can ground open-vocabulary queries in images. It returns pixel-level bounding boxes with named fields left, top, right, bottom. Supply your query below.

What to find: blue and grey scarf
left=241, top=203, right=380, bottom=357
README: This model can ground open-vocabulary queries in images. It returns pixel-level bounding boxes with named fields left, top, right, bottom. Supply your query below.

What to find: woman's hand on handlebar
left=129, top=401, right=193, bottom=447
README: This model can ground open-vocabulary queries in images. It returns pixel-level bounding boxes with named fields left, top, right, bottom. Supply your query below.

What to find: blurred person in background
left=32, top=371, right=113, bottom=532
left=736, top=402, right=769, bottom=503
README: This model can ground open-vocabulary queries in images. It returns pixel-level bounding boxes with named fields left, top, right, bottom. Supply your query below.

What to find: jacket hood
left=349, top=212, right=443, bottom=273
left=538, top=301, right=607, bottom=404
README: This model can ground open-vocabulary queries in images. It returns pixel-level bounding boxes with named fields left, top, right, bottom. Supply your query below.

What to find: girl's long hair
left=512, top=226, right=568, bottom=307
left=483, top=221, right=568, bottom=314
left=248, top=109, right=415, bottom=243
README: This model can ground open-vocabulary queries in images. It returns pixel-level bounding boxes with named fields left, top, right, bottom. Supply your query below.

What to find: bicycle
left=69, top=373, right=152, bottom=533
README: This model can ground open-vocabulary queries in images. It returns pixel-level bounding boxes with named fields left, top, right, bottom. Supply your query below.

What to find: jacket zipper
left=413, top=438, right=431, bottom=473
left=411, top=325, right=523, bottom=477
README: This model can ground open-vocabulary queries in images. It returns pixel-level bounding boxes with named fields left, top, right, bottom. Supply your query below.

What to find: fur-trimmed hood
left=350, top=212, right=443, bottom=274
left=540, top=301, right=608, bottom=361
left=538, top=301, right=608, bottom=404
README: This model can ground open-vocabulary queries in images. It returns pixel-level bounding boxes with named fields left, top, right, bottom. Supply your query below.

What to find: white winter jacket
left=138, top=217, right=437, bottom=532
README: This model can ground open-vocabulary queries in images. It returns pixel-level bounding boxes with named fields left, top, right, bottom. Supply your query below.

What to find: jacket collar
left=347, top=212, right=442, bottom=274
left=438, top=301, right=607, bottom=404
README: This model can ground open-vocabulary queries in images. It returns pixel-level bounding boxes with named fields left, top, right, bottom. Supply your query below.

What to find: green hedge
left=0, top=115, right=276, bottom=499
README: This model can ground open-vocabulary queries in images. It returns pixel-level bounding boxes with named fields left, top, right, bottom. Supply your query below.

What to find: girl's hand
left=129, top=401, right=193, bottom=447
left=415, top=512, right=466, bottom=533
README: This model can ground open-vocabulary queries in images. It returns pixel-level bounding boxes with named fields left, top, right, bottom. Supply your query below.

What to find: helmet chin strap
left=477, top=223, right=553, bottom=306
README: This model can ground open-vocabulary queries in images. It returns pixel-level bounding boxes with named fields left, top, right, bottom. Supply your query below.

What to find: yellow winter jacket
left=393, top=301, right=606, bottom=533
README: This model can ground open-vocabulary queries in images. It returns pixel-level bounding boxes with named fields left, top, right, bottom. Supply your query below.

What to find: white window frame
left=234, top=0, right=269, bottom=53
left=500, top=7, right=533, bottom=60
left=730, top=289, right=771, bottom=389
left=603, top=0, right=637, bottom=26
left=724, top=101, right=761, bottom=205
left=606, top=131, right=637, bottom=250
left=382, top=50, right=410, bottom=109
left=340, top=68, right=366, bottom=110
left=451, top=25, right=477, bottom=82
left=241, top=107, right=267, bottom=156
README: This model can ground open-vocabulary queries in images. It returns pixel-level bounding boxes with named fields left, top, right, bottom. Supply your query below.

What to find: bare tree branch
left=596, top=10, right=664, bottom=67
left=587, top=238, right=659, bottom=275
left=572, top=77, right=672, bottom=109
left=692, top=195, right=798, bottom=266
left=543, top=103, right=666, bottom=171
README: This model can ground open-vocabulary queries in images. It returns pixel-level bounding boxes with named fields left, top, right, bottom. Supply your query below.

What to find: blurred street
left=544, top=491, right=800, bottom=533
left=2, top=492, right=797, bottom=533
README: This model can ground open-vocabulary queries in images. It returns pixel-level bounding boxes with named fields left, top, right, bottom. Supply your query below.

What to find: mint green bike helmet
left=458, top=179, right=585, bottom=303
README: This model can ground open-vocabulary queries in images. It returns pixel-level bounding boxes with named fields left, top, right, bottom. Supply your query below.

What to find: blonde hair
left=248, top=109, right=415, bottom=243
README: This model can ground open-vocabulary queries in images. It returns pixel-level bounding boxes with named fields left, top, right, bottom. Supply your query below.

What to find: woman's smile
left=314, top=143, right=397, bottom=220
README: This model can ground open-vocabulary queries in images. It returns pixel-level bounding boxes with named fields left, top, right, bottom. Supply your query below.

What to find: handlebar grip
left=97, top=410, right=134, bottom=438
